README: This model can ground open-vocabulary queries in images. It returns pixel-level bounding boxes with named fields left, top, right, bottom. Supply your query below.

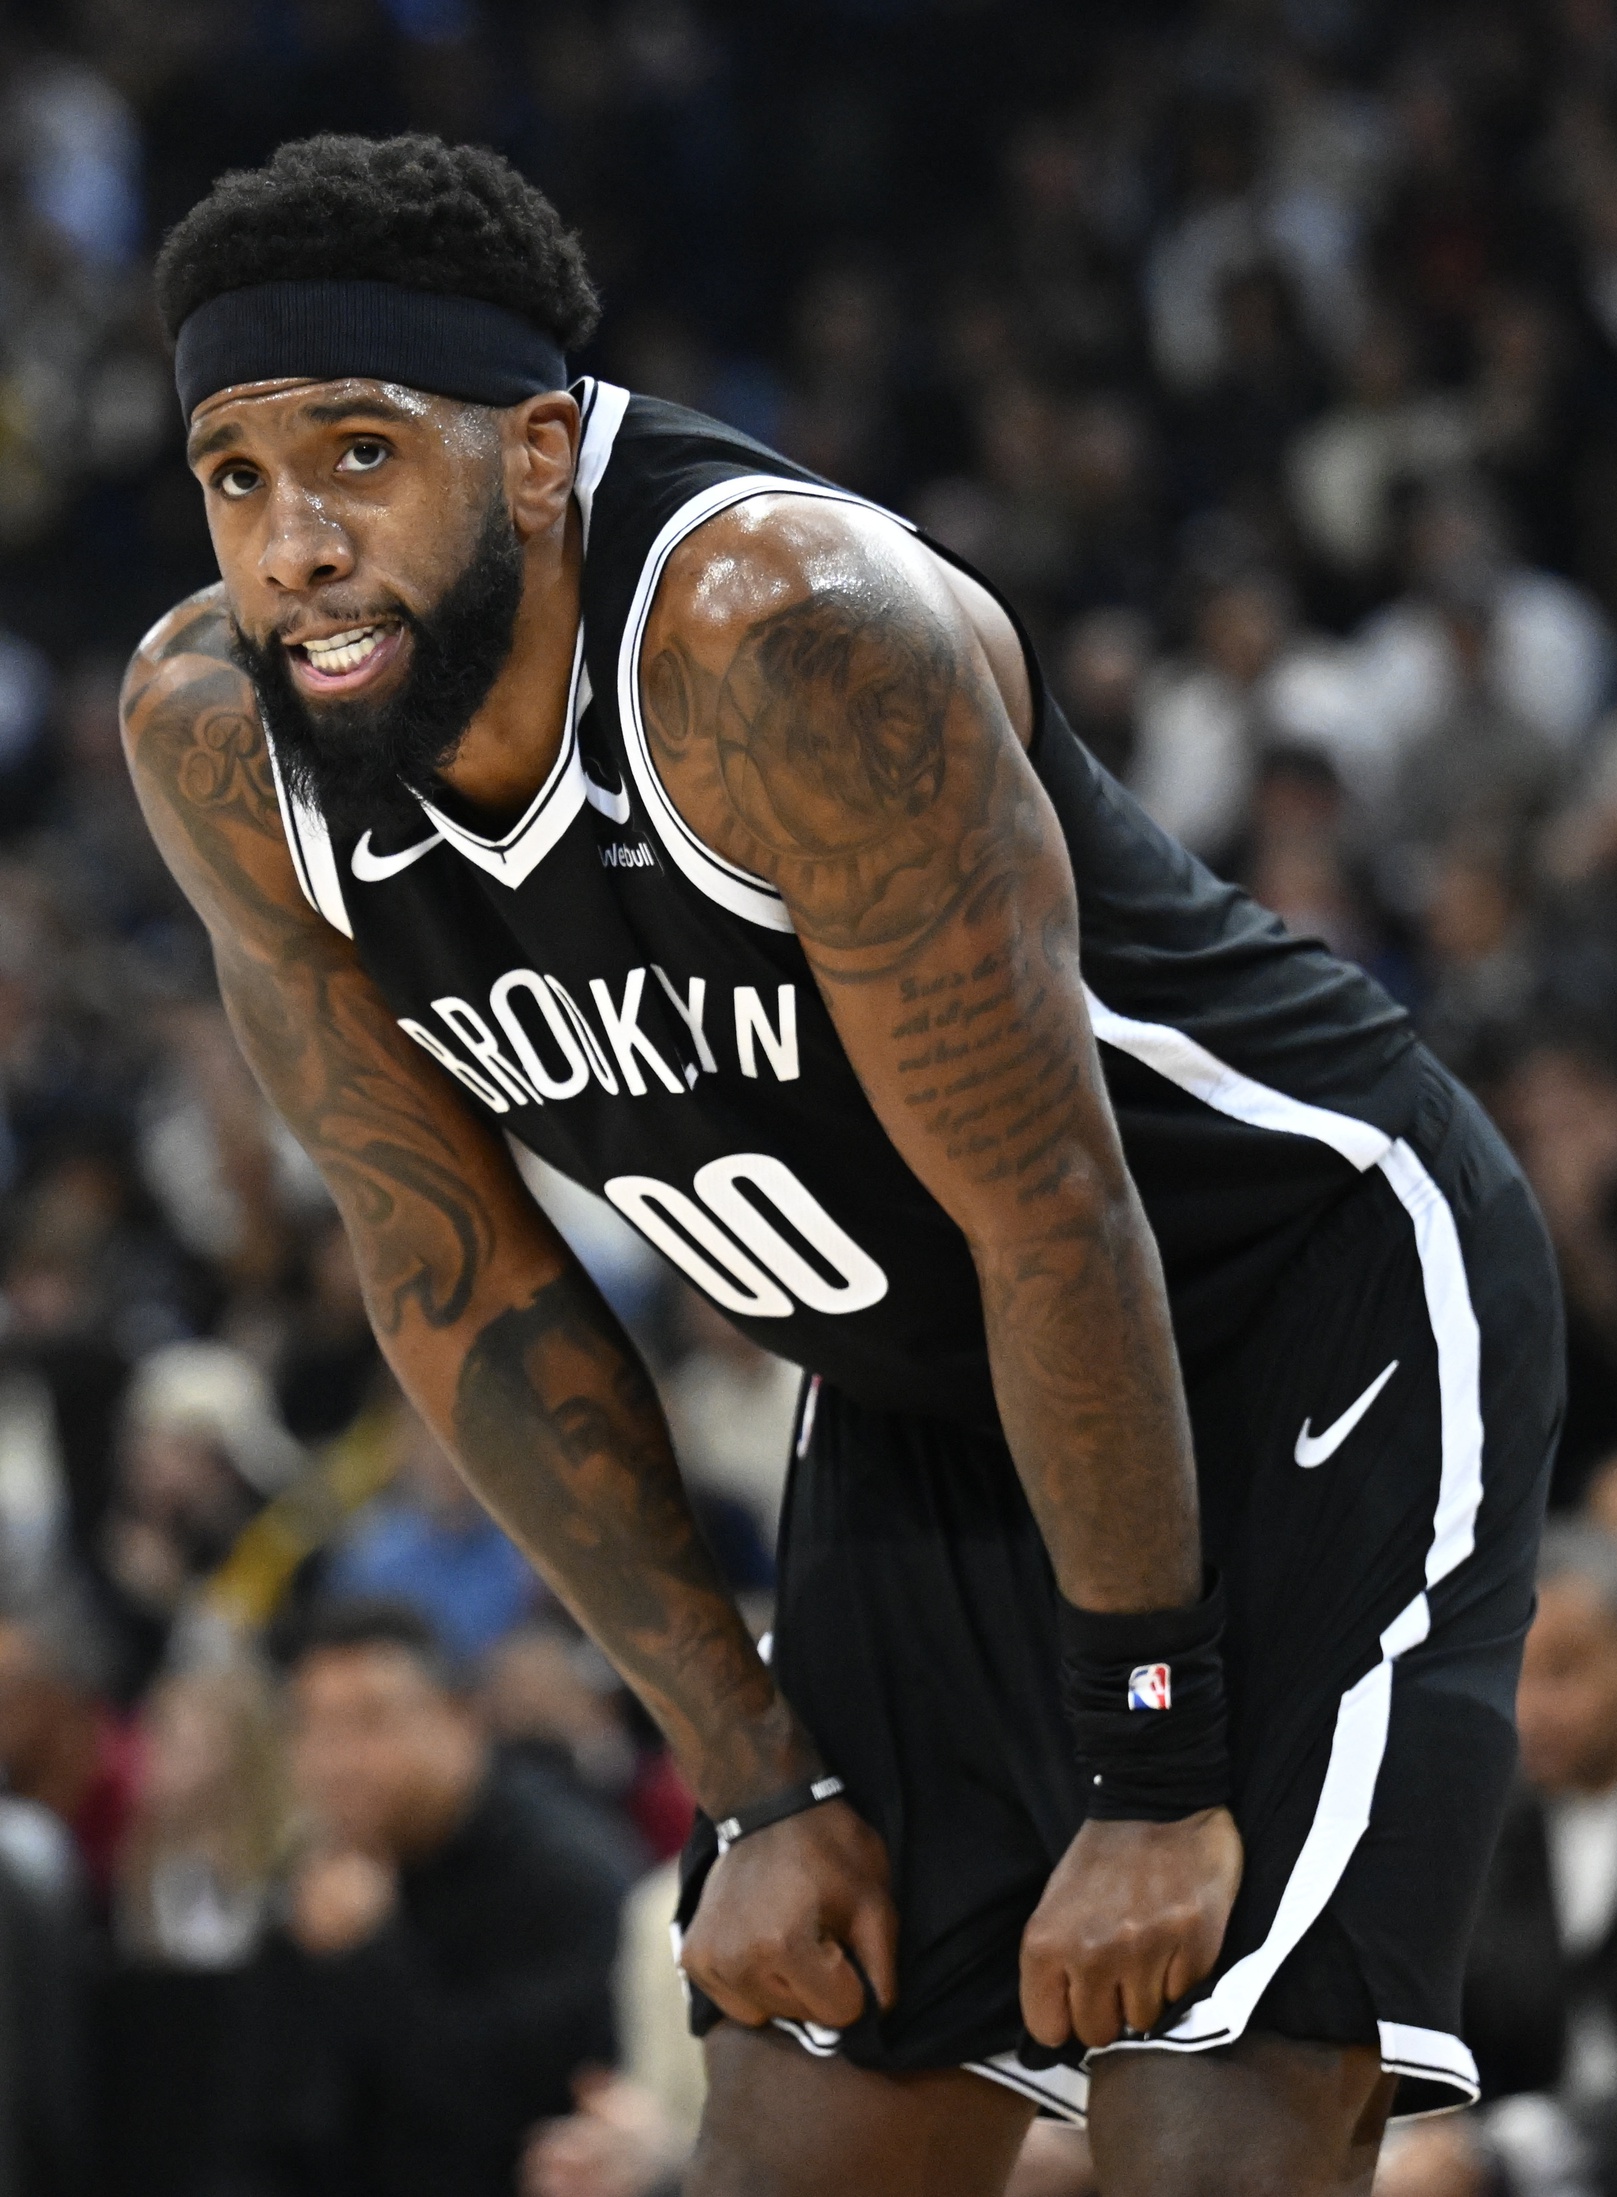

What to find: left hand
left=1020, top=1808, right=1243, bottom=2049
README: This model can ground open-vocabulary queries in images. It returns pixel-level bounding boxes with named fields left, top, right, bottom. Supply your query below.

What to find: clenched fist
left=1020, top=1808, right=1244, bottom=2049
left=681, top=1799, right=899, bottom=2031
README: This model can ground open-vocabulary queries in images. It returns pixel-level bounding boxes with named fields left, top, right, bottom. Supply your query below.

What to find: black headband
left=174, top=279, right=568, bottom=417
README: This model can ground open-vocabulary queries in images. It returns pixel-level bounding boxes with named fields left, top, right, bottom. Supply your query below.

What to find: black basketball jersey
left=266, top=379, right=1420, bottom=1423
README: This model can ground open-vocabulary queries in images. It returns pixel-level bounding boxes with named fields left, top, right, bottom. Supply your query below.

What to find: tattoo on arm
left=122, top=595, right=496, bottom=1334
left=646, top=535, right=1199, bottom=1610
left=453, top=1270, right=799, bottom=1802
left=645, top=583, right=1035, bottom=973
left=123, top=594, right=804, bottom=1805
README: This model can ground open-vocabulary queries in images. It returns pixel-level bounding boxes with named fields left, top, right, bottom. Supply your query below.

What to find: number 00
left=604, top=1153, right=888, bottom=1319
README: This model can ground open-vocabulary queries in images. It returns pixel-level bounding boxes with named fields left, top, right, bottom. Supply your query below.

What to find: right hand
left=679, top=1798, right=899, bottom=2030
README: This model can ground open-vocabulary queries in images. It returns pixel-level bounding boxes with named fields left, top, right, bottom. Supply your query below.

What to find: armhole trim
left=616, top=474, right=916, bottom=933
left=262, top=731, right=354, bottom=939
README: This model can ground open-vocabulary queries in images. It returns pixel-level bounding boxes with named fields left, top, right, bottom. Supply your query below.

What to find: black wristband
left=714, top=1774, right=846, bottom=1854
left=1057, top=1574, right=1230, bottom=1822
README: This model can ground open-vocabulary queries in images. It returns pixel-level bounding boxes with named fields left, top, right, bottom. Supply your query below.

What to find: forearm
left=977, top=1167, right=1200, bottom=1613
left=390, top=1257, right=816, bottom=1814
left=216, top=947, right=812, bottom=1817
left=120, top=618, right=816, bottom=1817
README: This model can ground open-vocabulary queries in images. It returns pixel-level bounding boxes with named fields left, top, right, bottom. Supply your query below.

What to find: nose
left=258, top=478, right=356, bottom=594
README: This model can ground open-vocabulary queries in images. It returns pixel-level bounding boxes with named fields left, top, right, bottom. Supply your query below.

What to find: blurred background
left=0, top=0, right=1614, bottom=2190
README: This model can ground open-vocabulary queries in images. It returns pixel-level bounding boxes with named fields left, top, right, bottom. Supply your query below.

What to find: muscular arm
left=118, top=589, right=808, bottom=1815
left=642, top=502, right=1198, bottom=1613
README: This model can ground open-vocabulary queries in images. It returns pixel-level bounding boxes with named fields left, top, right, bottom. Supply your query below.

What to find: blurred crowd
left=1, top=0, right=1617, bottom=2191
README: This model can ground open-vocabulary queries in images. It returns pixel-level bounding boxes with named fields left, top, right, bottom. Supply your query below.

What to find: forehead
left=294, top=1641, right=442, bottom=1707
left=186, top=378, right=483, bottom=463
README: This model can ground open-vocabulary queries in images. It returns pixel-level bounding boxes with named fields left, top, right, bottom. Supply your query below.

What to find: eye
left=214, top=465, right=260, bottom=500
left=337, top=439, right=389, bottom=475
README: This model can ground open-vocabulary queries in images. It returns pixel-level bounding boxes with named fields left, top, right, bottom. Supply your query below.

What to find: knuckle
left=1021, top=1925, right=1063, bottom=1970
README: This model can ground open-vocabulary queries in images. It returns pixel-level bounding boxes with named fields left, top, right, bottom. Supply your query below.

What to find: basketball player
left=121, top=136, right=1559, bottom=2196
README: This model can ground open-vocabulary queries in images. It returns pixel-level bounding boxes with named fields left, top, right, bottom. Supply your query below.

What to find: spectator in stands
left=1354, top=478, right=1611, bottom=788
left=660, top=1290, right=799, bottom=1552
left=101, top=1341, right=301, bottom=1684
left=0, top=1611, right=138, bottom=1906
left=1381, top=1520, right=1617, bottom=2195
left=481, top=1623, right=690, bottom=1866
left=115, top=1655, right=289, bottom=1967
left=1130, top=569, right=1306, bottom=862
left=323, top=1400, right=542, bottom=1662
left=0, top=1791, right=91, bottom=2197
left=1498, top=1038, right=1617, bottom=1509
left=272, top=1213, right=380, bottom=1445
left=101, top=1656, right=291, bottom=2197
left=1049, top=607, right=1151, bottom=785
left=227, top=1600, right=627, bottom=2197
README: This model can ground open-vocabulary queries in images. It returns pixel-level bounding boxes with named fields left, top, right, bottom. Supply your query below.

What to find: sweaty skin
left=115, top=371, right=1387, bottom=2196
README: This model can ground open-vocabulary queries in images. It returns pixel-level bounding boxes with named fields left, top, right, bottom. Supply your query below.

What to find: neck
left=433, top=497, right=584, bottom=831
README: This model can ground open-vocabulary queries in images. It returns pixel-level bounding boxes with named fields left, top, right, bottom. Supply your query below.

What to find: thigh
left=1087, top=2035, right=1398, bottom=2197
left=687, top=2023, right=1035, bottom=2197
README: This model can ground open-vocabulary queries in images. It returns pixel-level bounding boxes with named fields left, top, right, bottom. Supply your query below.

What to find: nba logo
left=1127, top=1662, right=1172, bottom=1711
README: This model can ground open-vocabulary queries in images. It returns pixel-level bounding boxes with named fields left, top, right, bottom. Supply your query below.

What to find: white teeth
left=302, top=626, right=384, bottom=674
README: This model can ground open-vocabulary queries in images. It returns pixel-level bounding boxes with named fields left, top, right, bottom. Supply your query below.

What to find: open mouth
left=288, top=623, right=406, bottom=694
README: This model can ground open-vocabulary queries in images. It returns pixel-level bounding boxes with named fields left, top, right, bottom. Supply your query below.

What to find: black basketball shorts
left=676, top=1056, right=1562, bottom=2120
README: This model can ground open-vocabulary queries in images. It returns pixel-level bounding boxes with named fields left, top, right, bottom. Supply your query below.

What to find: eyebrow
left=186, top=394, right=418, bottom=467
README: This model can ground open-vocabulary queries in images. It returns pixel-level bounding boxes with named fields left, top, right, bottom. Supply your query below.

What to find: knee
left=1088, top=2040, right=1392, bottom=2197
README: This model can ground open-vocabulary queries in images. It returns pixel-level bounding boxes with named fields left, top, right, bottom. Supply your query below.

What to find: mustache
left=243, top=601, right=413, bottom=654
left=225, top=481, right=526, bottom=839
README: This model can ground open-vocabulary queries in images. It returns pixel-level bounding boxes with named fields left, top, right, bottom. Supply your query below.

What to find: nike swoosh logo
left=583, top=769, right=631, bottom=826
left=1294, top=1359, right=1399, bottom=1468
left=351, top=829, right=444, bottom=882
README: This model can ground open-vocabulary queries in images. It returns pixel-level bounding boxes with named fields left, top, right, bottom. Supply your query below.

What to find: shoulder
left=122, top=583, right=243, bottom=718
left=118, top=586, right=305, bottom=942
left=633, top=492, right=1043, bottom=975
left=648, top=493, right=956, bottom=665
left=642, top=491, right=1033, bottom=760
left=638, top=491, right=977, bottom=815
left=120, top=583, right=264, bottom=783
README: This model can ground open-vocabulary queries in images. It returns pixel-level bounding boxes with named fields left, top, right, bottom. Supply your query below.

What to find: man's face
left=187, top=378, right=526, bottom=831
left=290, top=1642, right=484, bottom=1859
left=1518, top=1574, right=1617, bottom=1794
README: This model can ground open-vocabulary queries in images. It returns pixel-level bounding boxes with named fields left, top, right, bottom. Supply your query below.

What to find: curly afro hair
left=154, top=133, right=600, bottom=352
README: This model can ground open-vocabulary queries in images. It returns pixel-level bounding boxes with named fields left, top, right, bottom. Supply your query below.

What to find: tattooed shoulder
left=120, top=587, right=295, bottom=937
left=640, top=498, right=1037, bottom=977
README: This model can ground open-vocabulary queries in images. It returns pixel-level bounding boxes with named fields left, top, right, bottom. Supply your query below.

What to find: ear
left=504, top=391, right=582, bottom=544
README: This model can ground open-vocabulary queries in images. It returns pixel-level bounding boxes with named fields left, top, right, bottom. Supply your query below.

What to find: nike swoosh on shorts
left=1293, top=1358, right=1400, bottom=1468
left=351, top=829, right=444, bottom=882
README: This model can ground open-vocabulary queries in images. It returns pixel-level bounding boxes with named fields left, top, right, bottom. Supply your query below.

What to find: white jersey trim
left=263, top=730, right=353, bottom=939
left=1082, top=990, right=1394, bottom=1172
left=616, top=472, right=916, bottom=934
left=414, top=629, right=588, bottom=889
left=573, top=377, right=631, bottom=546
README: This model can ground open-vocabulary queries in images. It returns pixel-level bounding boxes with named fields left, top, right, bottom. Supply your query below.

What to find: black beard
left=231, top=490, right=525, bottom=838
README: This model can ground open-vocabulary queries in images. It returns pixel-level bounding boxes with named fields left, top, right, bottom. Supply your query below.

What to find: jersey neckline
left=412, top=630, right=590, bottom=889
left=400, top=378, right=631, bottom=892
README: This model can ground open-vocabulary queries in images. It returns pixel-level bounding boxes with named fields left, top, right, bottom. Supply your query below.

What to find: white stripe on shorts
left=1070, top=998, right=1484, bottom=2112
left=747, top=995, right=1486, bottom=2118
